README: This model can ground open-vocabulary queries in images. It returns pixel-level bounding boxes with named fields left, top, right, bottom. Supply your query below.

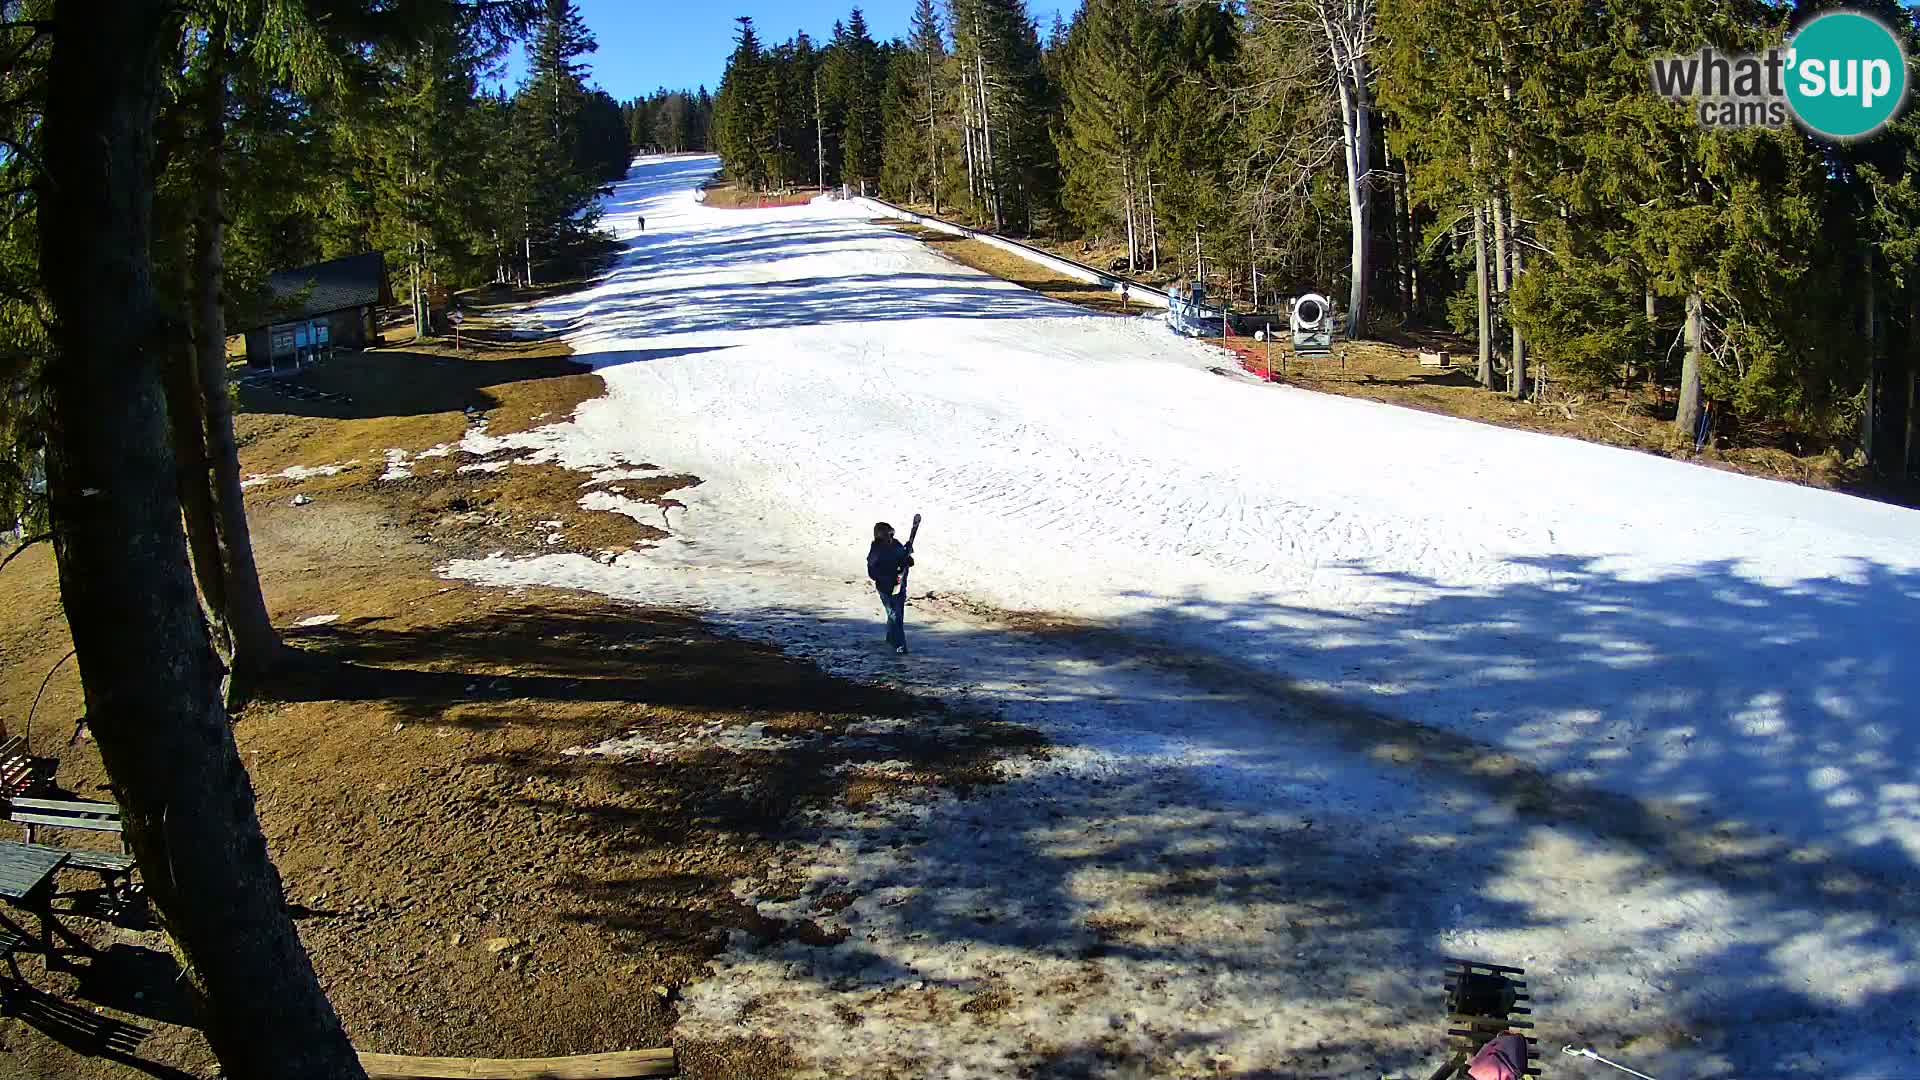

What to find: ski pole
left=1562, top=1045, right=1660, bottom=1080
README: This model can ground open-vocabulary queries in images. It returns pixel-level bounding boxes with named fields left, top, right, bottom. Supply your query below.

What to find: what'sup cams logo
left=1651, top=10, right=1910, bottom=140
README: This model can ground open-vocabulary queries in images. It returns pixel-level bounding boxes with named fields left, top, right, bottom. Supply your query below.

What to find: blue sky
left=492, top=1, right=1078, bottom=101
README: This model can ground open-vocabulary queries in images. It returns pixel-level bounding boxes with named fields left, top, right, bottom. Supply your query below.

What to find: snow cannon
left=1291, top=292, right=1334, bottom=358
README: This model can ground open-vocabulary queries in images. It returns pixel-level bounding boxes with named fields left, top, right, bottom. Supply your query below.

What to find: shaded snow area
left=445, top=156, right=1920, bottom=1078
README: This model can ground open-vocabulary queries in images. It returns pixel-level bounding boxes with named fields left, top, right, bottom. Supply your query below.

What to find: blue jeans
left=876, top=582, right=906, bottom=648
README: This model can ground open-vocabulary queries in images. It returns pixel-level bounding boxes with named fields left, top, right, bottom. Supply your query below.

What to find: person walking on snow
left=868, top=521, right=915, bottom=653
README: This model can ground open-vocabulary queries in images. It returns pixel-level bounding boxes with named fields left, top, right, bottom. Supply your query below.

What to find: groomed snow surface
left=447, top=156, right=1920, bottom=1078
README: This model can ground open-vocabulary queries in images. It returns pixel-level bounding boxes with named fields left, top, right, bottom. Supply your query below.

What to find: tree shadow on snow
left=275, top=548, right=1920, bottom=1076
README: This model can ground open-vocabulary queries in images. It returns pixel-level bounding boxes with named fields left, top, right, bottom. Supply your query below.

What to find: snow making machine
left=1290, top=292, right=1335, bottom=359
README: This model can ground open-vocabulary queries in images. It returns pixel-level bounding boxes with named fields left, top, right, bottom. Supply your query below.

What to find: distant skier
left=637, top=214, right=646, bottom=233
left=867, top=521, right=915, bottom=653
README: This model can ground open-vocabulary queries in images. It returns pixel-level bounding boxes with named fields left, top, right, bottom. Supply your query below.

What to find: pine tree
left=1149, top=3, right=1237, bottom=279
left=0, top=1, right=50, bottom=550
left=515, top=0, right=602, bottom=283
left=1059, top=0, right=1171, bottom=268
left=880, top=40, right=927, bottom=201
left=891, top=0, right=951, bottom=209
left=716, top=17, right=774, bottom=188
left=837, top=9, right=884, bottom=191
left=776, top=32, right=822, bottom=188
left=948, top=0, right=1055, bottom=231
left=695, top=85, right=714, bottom=149
left=1378, top=0, right=1513, bottom=383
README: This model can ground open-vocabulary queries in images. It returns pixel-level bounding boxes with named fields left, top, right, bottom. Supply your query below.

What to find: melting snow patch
left=585, top=466, right=661, bottom=486
left=241, top=462, right=354, bottom=489
left=380, top=449, right=412, bottom=481
left=579, top=489, right=657, bottom=524
left=565, top=720, right=804, bottom=759
left=295, top=614, right=340, bottom=627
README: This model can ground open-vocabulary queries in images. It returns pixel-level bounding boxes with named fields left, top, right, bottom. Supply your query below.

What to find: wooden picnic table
left=0, top=841, right=87, bottom=960
left=0, top=841, right=66, bottom=903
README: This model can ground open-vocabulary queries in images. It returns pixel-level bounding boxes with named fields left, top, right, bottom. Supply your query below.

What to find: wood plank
left=356, top=1048, right=677, bottom=1079
left=1443, top=957, right=1526, bottom=974
left=64, top=850, right=135, bottom=871
left=10, top=798, right=119, bottom=816
left=8, top=812, right=122, bottom=833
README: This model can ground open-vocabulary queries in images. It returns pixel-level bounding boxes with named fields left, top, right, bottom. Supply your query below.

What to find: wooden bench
left=0, top=737, right=35, bottom=804
left=9, top=798, right=136, bottom=893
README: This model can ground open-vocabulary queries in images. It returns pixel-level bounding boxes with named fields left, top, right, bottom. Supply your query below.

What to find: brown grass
left=700, top=182, right=821, bottom=210
left=1223, top=335, right=1882, bottom=493
left=879, top=222, right=1144, bottom=316
left=876, top=200, right=1179, bottom=291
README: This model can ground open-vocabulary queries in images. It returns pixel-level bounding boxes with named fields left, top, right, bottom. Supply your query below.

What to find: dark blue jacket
left=867, top=539, right=914, bottom=586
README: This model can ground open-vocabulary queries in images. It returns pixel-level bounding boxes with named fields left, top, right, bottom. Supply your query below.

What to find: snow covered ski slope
left=450, top=156, right=1920, bottom=1077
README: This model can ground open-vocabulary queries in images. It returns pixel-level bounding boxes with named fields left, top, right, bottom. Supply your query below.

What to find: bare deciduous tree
left=1240, top=0, right=1377, bottom=336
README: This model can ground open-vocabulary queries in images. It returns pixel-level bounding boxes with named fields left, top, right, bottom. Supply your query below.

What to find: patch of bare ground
left=699, top=180, right=822, bottom=210
left=1233, top=336, right=1917, bottom=501
left=875, top=222, right=1147, bottom=317
left=0, top=278, right=1045, bottom=1080
left=871, top=199, right=1181, bottom=290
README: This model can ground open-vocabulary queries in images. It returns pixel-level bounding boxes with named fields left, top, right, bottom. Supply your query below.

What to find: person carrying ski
left=867, top=521, right=915, bottom=653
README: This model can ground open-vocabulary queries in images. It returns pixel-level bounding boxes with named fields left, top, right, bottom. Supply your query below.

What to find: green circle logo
left=1786, top=11, right=1909, bottom=140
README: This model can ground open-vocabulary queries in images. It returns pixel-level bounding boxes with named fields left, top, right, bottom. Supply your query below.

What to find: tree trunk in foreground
left=192, top=13, right=280, bottom=697
left=38, top=3, right=363, bottom=1077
